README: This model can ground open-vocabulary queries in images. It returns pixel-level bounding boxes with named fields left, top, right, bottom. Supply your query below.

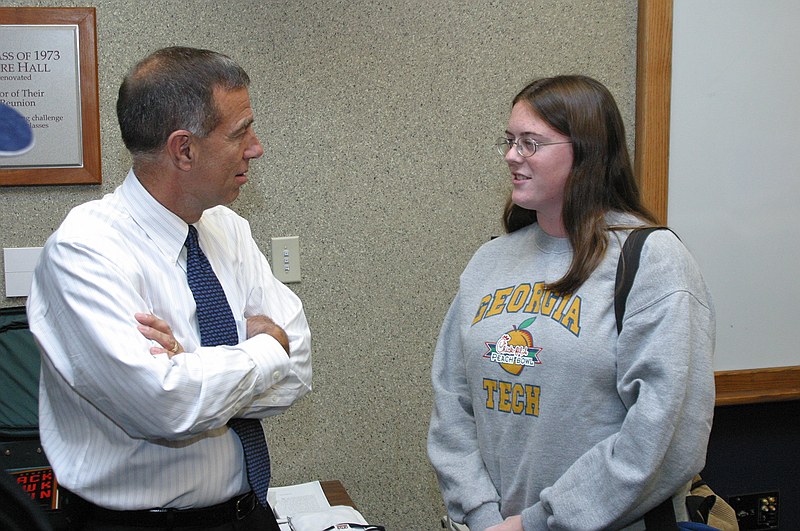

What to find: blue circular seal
left=0, top=103, right=35, bottom=157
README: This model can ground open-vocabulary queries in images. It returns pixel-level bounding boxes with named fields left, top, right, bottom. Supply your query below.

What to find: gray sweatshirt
left=428, top=217, right=715, bottom=530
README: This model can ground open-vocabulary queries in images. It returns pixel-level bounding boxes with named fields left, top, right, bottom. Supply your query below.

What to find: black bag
left=616, top=228, right=738, bottom=531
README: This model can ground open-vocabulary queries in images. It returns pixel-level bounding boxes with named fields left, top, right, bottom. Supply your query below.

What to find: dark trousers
left=78, top=505, right=278, bottom=531
left=58, top=490, right=280, bottom=531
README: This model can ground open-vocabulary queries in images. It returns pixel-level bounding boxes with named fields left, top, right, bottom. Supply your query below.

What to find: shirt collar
left=119, top=169, right=189, bottom=263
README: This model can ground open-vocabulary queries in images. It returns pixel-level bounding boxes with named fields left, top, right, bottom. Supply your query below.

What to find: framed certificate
left=0, top=7, right=100, bottom=185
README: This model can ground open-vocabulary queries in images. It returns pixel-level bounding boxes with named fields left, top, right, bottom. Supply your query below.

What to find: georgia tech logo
left=483, top=317, right=542, bottom=375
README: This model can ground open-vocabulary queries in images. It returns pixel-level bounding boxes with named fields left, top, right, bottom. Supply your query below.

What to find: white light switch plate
left=4, top=247, right=43, bottom=297
left=270, top=236, right=301, bottom=284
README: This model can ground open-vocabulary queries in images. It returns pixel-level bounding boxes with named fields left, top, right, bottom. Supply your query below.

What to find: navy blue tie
left=185, top=225, right=271, bottom=508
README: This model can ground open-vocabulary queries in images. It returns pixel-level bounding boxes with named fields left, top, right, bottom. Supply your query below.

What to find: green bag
left=0, top=306, right=41, bottom=438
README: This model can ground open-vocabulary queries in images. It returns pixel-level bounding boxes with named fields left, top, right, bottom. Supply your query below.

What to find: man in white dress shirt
left=26, top=46, right=312, bottom=530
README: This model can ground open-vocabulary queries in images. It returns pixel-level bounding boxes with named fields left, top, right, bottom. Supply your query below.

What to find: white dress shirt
left=27, top=170, right=312, bottom=510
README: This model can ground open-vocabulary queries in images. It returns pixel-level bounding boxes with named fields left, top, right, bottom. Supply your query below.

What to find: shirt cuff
left=465, top=502, right=503, bottom=531
left=241, top=333, right=291, bottom=388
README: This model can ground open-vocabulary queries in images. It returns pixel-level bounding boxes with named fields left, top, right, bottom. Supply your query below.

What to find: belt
left=65, top=490, right=258, bottom=527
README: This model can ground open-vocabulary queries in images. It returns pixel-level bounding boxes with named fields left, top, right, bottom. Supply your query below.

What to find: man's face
left=188, top=87, right=264, bottom=209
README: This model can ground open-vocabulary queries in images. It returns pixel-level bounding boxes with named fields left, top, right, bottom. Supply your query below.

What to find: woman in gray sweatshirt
left=427, top=75, right=715, bottom=531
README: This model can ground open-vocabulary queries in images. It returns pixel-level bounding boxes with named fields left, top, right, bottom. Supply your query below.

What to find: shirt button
left=272, top=370, right=282, bottom=381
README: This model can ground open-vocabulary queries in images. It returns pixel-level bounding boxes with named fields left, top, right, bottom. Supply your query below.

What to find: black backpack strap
left=686, top=493, right=716, bottom=524
left=644, top=498, right=679, bottom=530
left=615, top=227, right=672, bottom=334
left=615, top=227, right=679, bottom=529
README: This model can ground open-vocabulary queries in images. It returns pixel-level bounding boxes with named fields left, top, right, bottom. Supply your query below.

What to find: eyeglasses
left=495, top=135, right=572, bottom=158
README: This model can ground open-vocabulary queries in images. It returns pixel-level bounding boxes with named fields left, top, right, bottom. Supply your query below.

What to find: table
left=319, top=480, right=355, bottom=508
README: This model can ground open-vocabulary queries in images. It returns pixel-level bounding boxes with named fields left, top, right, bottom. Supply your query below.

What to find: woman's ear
left=166, top=130, right=193, bottom=171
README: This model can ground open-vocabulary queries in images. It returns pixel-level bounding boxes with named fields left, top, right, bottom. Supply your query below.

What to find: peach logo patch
left=483, top=317, right=542, bottom=375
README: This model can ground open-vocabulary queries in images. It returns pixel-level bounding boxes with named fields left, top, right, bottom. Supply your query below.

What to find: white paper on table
left=267, top=481, right=331, bottom=519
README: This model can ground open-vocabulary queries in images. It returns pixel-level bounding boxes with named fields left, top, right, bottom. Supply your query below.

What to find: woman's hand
left=486, top=515, right=523, bottom=531
left=135, top=313, right=183, bottom=358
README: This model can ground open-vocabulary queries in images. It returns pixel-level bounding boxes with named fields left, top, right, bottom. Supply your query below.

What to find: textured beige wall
left=1, top=1, right=638, bottom=528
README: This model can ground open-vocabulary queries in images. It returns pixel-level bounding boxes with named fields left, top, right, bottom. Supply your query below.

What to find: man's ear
left=166, top=130, right=194, bottom=171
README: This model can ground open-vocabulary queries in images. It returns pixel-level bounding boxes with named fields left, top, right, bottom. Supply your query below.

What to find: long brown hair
left=503, top=75, right=657, bottom=295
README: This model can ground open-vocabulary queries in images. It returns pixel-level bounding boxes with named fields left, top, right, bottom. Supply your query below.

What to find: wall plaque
left=0, top=7, right=100, bottom=185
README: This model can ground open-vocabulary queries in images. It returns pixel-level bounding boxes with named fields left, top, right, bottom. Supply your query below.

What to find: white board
left=668, top=0, right=800, bottom=371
